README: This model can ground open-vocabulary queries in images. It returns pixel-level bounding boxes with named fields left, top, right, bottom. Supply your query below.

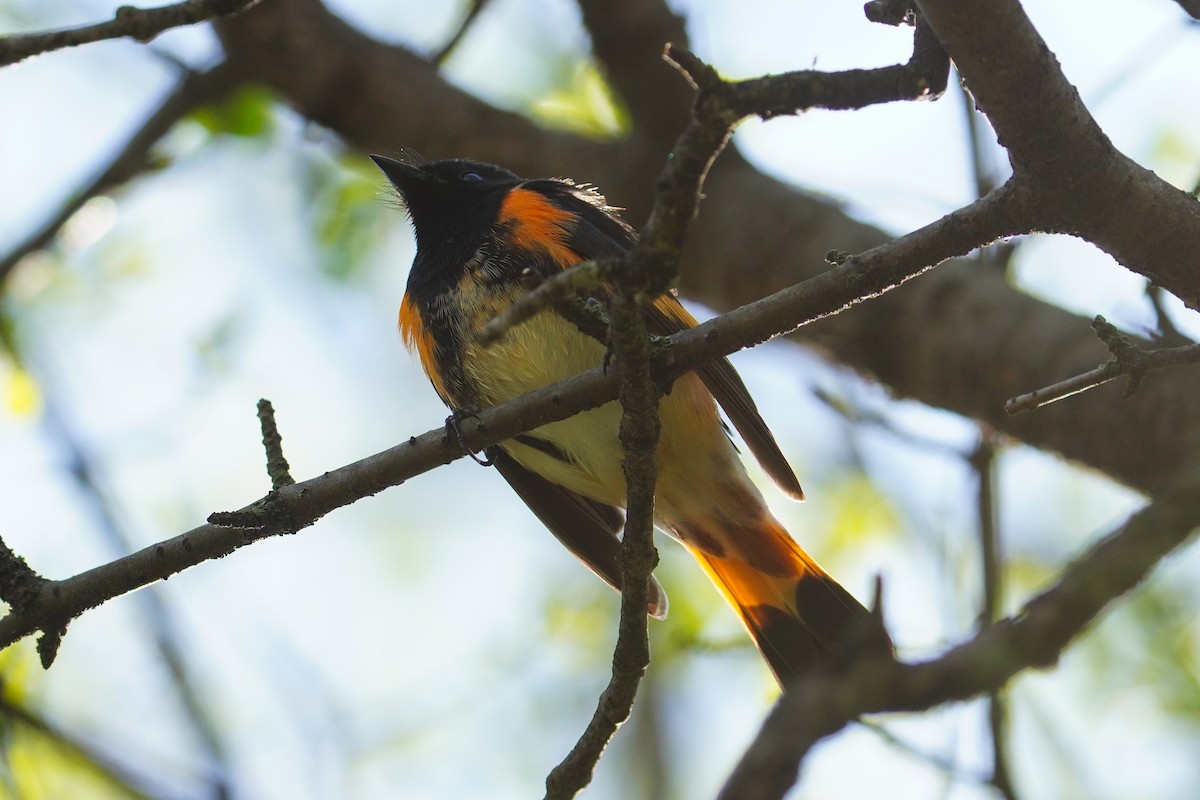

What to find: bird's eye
left=462, top=171, right=482, bottom=182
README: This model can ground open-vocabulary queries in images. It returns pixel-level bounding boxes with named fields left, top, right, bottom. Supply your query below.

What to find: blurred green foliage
left=528, top=62, right=630, bottom=138
left=188, top=85, right=277, bottom=140
left=307, top=153, right=393, bottom=283
left=0, top=647, right=149, bottom=800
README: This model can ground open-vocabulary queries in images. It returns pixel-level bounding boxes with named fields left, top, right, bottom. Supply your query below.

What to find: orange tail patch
left=682, top=518, right=873, bottom=687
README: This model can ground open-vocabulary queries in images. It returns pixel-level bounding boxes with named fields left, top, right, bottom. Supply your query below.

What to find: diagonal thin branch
left=0, top=0, right=259, bottom=67
left=0, top=180, right=1024, bottom=660
left=718, top=454, right=1200, bottom=800
left=430, top=0, right=494, bottom=66
left=0, top=61, right=242, bottom=286
left=1004, top=317, right=1200, bottom=414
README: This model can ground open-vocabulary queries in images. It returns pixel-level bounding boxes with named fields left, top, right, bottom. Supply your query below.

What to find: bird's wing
left=541, top=183, right=804, bottom=501
left=490, top=447, right=668, bottom=619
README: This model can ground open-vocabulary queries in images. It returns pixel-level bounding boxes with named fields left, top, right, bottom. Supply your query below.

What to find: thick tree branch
left=915, top=0, right=1200, bottom=309
left=0, top=0, right=258, bottom=67
left=718, top=454, right=1200, bottom=800
left=0, top=182, right=1019, bottom=658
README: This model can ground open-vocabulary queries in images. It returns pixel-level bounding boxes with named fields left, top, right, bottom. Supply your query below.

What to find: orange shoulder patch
left=498, top=187, right=579, bottom=269
left=398, top=294, right=448, bottom=400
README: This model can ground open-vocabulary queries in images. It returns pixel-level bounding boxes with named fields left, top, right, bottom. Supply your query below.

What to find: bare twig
left=477, top=260, right=613, bottom=346
left=0, top=61, right=241, bottom=286
left=543, top=291, right=662, bottom=800
left=860, top=719, right=991, bottom=785
left=1146, top=285, right=1193, bottom=347
left=718, top=454, right=1200, bottom=800
left=430, top=0, right=494, bottom=66
left=1005, top=316, right=1200, bottom=414
left=482, top=24, right=949, bottom=347
left=0, top=0, right=259, bottom=67
left=257, top=399, right=295, bottom=489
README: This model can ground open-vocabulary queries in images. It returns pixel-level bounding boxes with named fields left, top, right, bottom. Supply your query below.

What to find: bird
left=371, top=152, right=874, bottom=688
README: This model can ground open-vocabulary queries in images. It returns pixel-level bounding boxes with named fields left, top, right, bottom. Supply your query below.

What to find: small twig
left=1003, top=362, right=1123, bottom=415
left=543, top=294, right=661, bottom=800
left=1146, top=284, right=1192, bottom=347
left=484, top=18, right=950, bottom=349
left=1005, top=316, right=1200, bottom=414
left=430, top=0, right=493, bottom=66
left=257, top=398, right=295, bottom=489
left=477, top=260, right=613, bottom=346
left=0, top=0, right=259, bottom=67
left=859, top=720, right=991, bottom=785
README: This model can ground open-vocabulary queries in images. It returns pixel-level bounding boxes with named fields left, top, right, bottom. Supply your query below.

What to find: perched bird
left=372, top=152, right=872, bottom=687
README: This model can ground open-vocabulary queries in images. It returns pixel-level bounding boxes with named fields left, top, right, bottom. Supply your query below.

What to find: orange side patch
left=498, top=188, right=579, bottom=269
left=398, top=294, right=448, bottom=400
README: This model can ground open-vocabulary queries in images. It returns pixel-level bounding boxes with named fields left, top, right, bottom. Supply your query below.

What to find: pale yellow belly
left=464, top=311, right=753, bottom=525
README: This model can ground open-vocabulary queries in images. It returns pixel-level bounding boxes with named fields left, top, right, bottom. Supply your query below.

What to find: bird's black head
left=371, top=153, right=522, bottom=261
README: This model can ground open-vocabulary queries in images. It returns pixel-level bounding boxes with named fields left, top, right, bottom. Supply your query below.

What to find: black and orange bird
left=372, top=153, right=872, bottom=687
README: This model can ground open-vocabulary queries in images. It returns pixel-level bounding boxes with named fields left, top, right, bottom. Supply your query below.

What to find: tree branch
left=718, top=454, right=1200, bottom=800
left=256, top=398, right=295, bottom=489
left=1004, top=316, right=1200, bottom=414
left=915, top=0, right=1200, bottom=309
left=0, top=179, right=1020, bottom=659
left=430, top=0, right=494, bottom=66
left=0, top=0, right=259, bottom=67
left=543, top=266, right=662, bottom=800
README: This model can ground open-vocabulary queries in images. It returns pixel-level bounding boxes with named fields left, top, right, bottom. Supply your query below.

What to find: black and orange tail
left=682, top=517, right=878, bottom=688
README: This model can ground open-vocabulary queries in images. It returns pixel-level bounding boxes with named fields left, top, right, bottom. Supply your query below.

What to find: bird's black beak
left=370, top=153, right=430, bottom=198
